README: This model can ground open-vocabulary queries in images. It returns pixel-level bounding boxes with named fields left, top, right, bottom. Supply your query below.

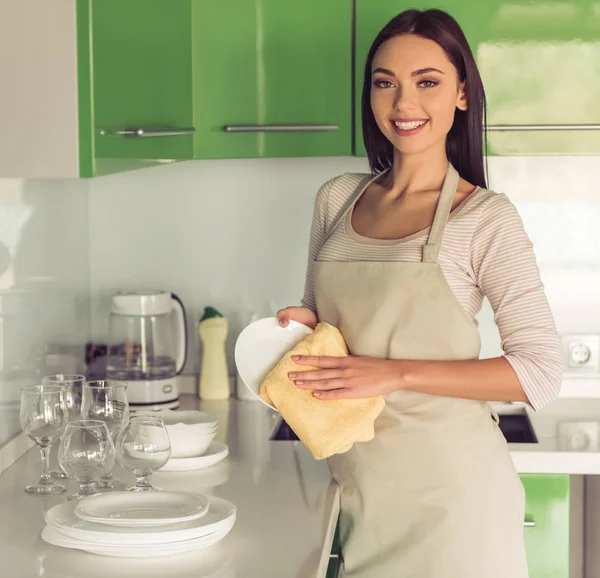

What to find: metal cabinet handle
left=523, top=520, right=536, bottom=527
left=223, top=124, right=339, bottom=133
left=99, top=127, right=196, bottom=137
left=487, top=124, right=600, bottom=132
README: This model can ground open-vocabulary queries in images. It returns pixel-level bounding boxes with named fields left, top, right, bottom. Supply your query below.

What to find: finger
left=291, top=355, right=347, bottom=368
left=312, top=387, right=363, bottom=400
left=288, top=369, right=344, bottom=382
left=276, top=310, right=289, bottom=327
left=296, top=379, right=345, bottom=391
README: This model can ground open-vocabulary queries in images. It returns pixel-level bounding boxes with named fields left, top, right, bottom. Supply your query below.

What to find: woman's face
left=370, top=34, right=467, bottom=156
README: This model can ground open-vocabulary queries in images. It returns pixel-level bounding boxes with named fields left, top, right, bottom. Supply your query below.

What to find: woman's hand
left=288, top=355, right=403, bottom=399
left=276, top=306, right=318, bottom=330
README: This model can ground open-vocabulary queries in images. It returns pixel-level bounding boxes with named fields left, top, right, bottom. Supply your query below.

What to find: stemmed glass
left=41, top=374, right=85, bottom=479
left=116, top=415, right=171, bottom=491
left=81, top=380, right=128, bottom=489
left=20, top=385, right=68, bottom=494
left=58, top=420, right=115, bottom=500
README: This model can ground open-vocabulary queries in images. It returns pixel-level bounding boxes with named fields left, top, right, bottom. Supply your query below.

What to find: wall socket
left=561, top=334, right=600, bottom=374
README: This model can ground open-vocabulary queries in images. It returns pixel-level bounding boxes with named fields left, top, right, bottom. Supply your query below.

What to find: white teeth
left=394, top=120, right=426, bottom=130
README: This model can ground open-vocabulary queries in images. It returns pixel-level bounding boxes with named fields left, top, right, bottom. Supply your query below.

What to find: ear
left=456, top=81, right=468, bottom=111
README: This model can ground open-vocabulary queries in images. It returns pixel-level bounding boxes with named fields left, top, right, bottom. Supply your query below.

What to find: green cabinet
left=522, top=474, right=570, bottom=578
left=326, top=474, right=570, bottom=577
left=89, top=0, right=195, bottom=173
left=191, top=0, right=352, bottom=159
left=355, top=0, right=600, bottom=155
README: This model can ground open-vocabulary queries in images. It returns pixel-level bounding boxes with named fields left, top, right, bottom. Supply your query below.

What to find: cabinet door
left=355, top=0, right=600, bottom=156
left=521, top=474, right=570, bottom=578
left=191, top=0, right=352, bottom=159
left=89, top=0, right=194, bottom=175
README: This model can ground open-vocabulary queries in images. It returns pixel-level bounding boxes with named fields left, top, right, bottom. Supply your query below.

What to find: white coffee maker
left=106, top=290, right=187, bottom=409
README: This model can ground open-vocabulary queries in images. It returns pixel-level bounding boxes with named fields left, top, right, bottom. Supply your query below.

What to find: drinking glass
left=58, top=420, right=115, bottom=500
left=41, top=374, right=85, bottom=479
left=116, top=415, right=171, bottom=491
left=20, top=385, right=68, bottom=494
left=81, top=380, right=128, bottom=489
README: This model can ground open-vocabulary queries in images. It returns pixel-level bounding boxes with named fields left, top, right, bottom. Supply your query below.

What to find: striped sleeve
left=470, top=193, right=563, bottom=410
left=300, top=177, right=337, bottom=313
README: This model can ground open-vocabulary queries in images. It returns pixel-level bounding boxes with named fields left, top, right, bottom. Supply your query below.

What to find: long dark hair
left=362, top=9, right=487, bottom=188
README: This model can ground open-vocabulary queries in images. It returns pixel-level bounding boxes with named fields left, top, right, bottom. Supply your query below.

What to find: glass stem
left=135, top=473, right=152, bottom=490
left=39, top=445, right=52, bottom=485
left=79, top=481, right=97, bottom=495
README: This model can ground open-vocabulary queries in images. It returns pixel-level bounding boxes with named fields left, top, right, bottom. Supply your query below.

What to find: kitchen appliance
left=106, top=291, right=187, bottom=409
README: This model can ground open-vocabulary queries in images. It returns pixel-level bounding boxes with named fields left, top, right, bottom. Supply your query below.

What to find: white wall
left=87, top=155, right=600, bottom=378
left=0, top=178, right=90, bottom=445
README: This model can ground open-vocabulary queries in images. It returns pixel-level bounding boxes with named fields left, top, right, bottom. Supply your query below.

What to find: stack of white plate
left=41, top=491, right=236, bottom=558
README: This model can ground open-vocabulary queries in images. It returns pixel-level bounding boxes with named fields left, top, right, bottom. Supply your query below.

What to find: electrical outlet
left=561, top=334, right=600, bottom=373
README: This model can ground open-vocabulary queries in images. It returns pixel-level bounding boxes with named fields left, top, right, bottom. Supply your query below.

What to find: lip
left=389, top=119, right=429, bottom=137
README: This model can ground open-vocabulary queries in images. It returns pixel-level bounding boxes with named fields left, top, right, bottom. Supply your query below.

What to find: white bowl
left=156, top=411, right=218, bottom=458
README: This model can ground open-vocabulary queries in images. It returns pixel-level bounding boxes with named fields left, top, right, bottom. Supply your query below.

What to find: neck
left=384, top=144, right=449, bottom=198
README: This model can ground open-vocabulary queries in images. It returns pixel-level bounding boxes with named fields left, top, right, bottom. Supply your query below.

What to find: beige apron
left=314, top=164, right=528, bottom=578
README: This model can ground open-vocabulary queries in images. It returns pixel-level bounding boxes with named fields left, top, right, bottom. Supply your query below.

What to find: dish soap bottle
left=198, top=306, right=230, bottom=400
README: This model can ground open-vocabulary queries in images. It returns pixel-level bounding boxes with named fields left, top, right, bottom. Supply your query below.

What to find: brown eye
left=373, top=79, right=394, bottom=89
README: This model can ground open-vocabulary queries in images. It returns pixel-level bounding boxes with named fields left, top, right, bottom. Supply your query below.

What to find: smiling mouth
left=390, top=119, right=428, bottom=136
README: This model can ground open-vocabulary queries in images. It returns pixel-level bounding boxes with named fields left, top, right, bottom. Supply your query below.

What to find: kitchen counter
left=0, top=396, right=339, bottom=578
left=4, top=395, right=600, bottom=578
left=496, top=398, right=600, bottom=474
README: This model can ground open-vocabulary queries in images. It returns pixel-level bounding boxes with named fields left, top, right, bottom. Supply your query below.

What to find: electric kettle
left=106, top=290, right=187, bottom=409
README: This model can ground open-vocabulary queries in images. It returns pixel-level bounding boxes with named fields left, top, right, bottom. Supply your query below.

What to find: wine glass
left=20, top=385, right=68, bottom=494
left=116, top=415, right=171, bottom=491
left=58, top=420, right=115, bottom=500
left=81, top=380, right=128, bottom=489
left=41, top=374, right=85, bottom=479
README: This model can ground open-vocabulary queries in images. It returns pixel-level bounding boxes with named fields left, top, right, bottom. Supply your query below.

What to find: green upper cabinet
left=89, top=0, right=195, bottom=174
left=190, top=0, right=352, bottom=159
left=355, top=0, right=600, bottom=156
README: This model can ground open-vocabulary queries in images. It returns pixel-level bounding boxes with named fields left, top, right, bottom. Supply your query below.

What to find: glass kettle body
left=106, top=291, right=187, bottom=407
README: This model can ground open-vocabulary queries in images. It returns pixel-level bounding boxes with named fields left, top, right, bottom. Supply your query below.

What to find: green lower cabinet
left=521, top=474, right=570, bottom=578
left=326, top=475, right=569, bottom=577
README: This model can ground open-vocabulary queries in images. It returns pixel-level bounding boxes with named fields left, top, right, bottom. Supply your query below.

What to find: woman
left=276, top=8, right=563, bottom=578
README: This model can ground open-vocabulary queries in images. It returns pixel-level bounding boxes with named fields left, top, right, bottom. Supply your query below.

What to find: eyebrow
left=372, top=66, right=444, bottom=77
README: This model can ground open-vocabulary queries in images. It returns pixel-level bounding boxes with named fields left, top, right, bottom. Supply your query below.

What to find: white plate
left=74, top=491, right=210, bottom=528
left=41, top=520, right=234, bottom=558
left=45, top=495, right=236, bottom=546
left=158, top=442, right=229, bottom=472
left=234, top=317, right=313, bottom=410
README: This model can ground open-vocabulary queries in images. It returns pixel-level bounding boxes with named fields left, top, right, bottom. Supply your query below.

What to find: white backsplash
left=0, top=178, right=91, bottom=446
left=88, top=155, right=600, bottom=374
left=0, top=154, right=597, bottom=446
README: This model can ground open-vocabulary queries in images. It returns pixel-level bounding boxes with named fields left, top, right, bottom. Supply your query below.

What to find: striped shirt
left=301, top=172, right=563, bottom=411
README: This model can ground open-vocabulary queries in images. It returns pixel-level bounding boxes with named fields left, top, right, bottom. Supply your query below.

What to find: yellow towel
left=260, top=322, right=385, bottom=460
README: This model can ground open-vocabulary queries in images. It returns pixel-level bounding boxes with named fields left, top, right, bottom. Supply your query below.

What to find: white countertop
left=0, top=397, right=339, bottom=578
left=498, top=398, right=600, bottom=474
left=4, top=394, right=600, bottom=578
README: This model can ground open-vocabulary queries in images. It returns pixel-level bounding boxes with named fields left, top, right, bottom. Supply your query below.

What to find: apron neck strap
left=422, top=163, right=459, bottom=263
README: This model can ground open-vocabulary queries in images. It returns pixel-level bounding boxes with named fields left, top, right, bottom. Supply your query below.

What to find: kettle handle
left=170, top=293, right=188, bottom=375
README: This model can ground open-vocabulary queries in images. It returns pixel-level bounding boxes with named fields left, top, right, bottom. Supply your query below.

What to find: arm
left=400, top=194, right=563, bottom=408
left=291, top=194, right=563, bottom=410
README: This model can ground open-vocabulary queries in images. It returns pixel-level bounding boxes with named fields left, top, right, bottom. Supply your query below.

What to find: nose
left=392, top=85, right=416, bottom=112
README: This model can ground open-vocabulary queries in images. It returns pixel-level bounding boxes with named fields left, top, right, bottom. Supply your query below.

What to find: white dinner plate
left=41, top=521, right=234, bottom=558
left=74, top=491, right=210, bottom=528
left=234, top=316, right=313, bottom=410
left=45, top=495, right=236, bottom=546
left=158, top=442, right=229, bottom=473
